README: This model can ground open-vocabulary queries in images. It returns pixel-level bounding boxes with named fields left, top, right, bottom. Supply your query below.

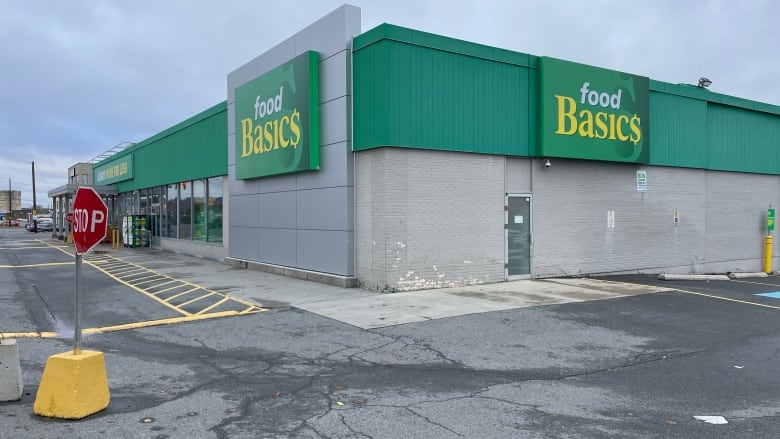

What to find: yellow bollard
left=33, top=350, right=110, bottom=419
left=66, top=232, right=72, bottom=245
left=765, top=235, right=773, bottom=273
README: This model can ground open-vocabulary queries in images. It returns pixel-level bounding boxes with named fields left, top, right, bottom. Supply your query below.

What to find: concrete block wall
left=359, top=151, right=780, bottom=291
left=226, top=5, right=360, bottom=278
left=531, top=159, right=779, bottom=277
left=356, top=148, right=505, bottom=292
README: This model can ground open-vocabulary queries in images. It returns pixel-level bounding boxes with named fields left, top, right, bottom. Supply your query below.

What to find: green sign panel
left=94, top=154, right=133, bottom=185
left=769, top=208, right=775, bottom=231
left=539, top=57, right=650, bottom=163
left=234, top=51, right=320, bottom=179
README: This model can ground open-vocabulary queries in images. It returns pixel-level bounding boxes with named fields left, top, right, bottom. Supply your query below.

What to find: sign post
left=767, top=206, right=775, bottom=274
left=69, top=187, right=108, bottom=353
left=33, top=186, right=110, bottom=419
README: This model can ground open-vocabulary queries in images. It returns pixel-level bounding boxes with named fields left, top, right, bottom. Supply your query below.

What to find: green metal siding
left=706, top=103, right=780, bottom=174
left=648, top=91, right=707, bottom=167
left=353, top=24, right=780, bottom=175
left=354, top=31, right=534, bottom=156
left=94, top=102, right=227, bottom=192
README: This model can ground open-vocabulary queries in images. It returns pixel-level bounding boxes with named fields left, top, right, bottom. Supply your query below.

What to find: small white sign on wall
left=636, top=170, right=647, bottom=191
left=514, top=215, right=524, bottom=224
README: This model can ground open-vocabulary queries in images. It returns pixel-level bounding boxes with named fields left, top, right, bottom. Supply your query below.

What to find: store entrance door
left=506, top=194, right=532, bottom=279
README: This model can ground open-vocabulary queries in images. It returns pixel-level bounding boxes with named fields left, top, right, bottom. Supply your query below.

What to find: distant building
left=68, top=163, right=93, bottom=186
left=0, top=190, right=21, bottom=212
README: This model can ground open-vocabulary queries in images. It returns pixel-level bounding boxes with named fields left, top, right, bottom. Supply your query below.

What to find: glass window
left=81, top=174, right=88, bottom=185
left=207, top=176, right=223, bottom=243
left=139, top=189, right=149, bottom=215
left=150, top=186, right=161, bottom=237
left=179, top=181, right=192, bottom=240
left=192, top=180, right=206, bottom=241
left=166, top=184, right=179, bottom=239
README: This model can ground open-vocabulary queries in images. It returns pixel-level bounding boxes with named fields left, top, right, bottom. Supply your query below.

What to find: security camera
left=543, top=159, right=551, bottom=168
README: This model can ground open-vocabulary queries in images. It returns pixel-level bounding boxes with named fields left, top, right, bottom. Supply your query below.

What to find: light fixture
left=543, top=159, right=551, bottom=168
left=697, top=77, right=712, bottom=88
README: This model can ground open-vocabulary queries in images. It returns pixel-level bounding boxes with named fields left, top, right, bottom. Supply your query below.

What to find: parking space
left=0, top=231, right=265, bottom=339
left=604, top=273, right=780, bottom=311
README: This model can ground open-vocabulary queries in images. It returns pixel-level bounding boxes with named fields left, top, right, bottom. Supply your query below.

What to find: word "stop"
left=71, top=209, right=105, bottom=233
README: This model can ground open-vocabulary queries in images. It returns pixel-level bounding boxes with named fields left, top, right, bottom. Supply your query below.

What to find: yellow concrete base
left=33, top=350, right=110, bottom=419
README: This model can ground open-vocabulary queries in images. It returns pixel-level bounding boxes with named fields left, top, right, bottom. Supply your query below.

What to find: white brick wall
left=356, top=148, right=505, bottom=292
left=358, top=151, right=780, bottom=292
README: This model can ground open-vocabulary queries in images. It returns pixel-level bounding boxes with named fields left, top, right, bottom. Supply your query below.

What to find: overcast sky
left=1, top=0, right=778, bottom=209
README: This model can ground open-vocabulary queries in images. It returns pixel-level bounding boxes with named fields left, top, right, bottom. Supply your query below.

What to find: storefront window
left=150, top=186, right=161, bottom=237
left=166, top=184, right=178, bottom=239
left=193, top=180, right=206, bottom=241
left=179, top=181, right=192, bottom=240
left=207, top=176, right=223, bottom=243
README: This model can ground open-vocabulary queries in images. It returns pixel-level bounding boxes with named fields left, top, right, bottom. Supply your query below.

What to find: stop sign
left=70, top=187, right=109, bottom=254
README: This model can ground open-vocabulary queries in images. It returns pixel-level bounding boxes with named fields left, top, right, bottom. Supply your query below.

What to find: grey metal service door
left=507, top=195, right=532, bottom=278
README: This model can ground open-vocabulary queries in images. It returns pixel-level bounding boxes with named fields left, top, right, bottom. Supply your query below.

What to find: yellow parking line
left=0, top=331, right=58, bottom=339
left=40, top=240, right=265, bottom=317
left=131, top=274, right=165, bottom=284
left=674, top=288, right=780, bottom=310
left=163, top=287, right=200, bottom=302
left=0, top=246, right=58, bottom=250
left=150, top=282, right=187, bottom=295
left=1, top=309, right=267, bottom=339
left=115, top=268, right=148, bottom=277
left=0, top=262, right=73, bottom=268
left=177, top=292, right=216, bottom=308
left=195, top=297, right=230, bottom=315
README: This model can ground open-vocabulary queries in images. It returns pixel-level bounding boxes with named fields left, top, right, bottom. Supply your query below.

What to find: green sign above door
left=539, top=57, right=650, bottom=163
left=234, top=51, right=320, bottom=179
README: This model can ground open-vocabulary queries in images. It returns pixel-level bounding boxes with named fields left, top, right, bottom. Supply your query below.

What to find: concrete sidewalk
left=82, top=241, right=670, bottom=329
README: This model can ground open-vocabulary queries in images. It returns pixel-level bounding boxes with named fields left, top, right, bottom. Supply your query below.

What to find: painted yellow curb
left=33, top=350, right=110, bottom=419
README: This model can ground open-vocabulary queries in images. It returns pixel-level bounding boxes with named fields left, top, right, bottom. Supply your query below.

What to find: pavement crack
left=403, top=406, right=465, bottom=437
left=339, top=413, right=373, bottom=438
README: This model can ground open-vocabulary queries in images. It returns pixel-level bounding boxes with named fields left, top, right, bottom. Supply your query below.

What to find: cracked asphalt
left=2, top=228, right=780, bottom=438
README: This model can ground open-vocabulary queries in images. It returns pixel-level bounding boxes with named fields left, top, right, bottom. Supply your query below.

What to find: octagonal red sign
left=70, top=187, right=108, bottom=254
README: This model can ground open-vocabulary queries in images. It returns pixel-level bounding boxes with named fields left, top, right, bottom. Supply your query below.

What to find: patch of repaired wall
left=356, top=148, right=505, bottom=292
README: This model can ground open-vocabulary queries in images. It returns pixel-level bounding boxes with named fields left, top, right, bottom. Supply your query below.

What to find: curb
left=658, top=274, right=731, bottom=281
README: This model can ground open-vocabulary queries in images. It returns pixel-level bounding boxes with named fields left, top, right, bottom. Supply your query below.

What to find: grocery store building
left=58, top=5, right=780, bottom=291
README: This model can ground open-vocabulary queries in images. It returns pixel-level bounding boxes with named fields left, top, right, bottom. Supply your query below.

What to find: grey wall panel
left=228, top=164, right=259, bottom=196
left=320, top=50, right=349, bottom=104
left=258, top=228, right=297, bottom=267
left=229, top=226, right=259, bottom=261
left=229, top=194, right=260, bottom=228
left=296, top=142, right=352, bottom=190
left=294, top=6, right=361, bottom=59
left=296, top=187, right=352, bottom=231
left=226, top=5, right=359, bottom=277
left=226, top=62, right=257, bottom=105
left=257, top=173, right=298, bottom=194
left=257, top=192, right=297, bottom=229
left=319, top=96, right=349, bottom=146
left=253, top=36, right=297, bottom=77
left=297, top=229, right=353, bottom=275
left=227, top=132, right=235, bottom=166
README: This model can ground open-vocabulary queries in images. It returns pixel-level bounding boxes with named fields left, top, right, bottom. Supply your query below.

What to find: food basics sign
left=235, top=51, right=320, bottom=179
left=539, top=57, right=650, bottom=163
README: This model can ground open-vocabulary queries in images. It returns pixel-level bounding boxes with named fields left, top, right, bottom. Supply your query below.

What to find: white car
left=30, top=219, right=54, bottom=232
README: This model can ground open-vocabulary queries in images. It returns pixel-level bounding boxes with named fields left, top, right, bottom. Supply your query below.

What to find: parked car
left=35, top=219, right=54, bottom=232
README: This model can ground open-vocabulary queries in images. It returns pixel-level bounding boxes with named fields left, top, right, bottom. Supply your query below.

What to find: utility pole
left=32, top=162, right=37, bottom=232
left=7, top=178, right=10, bottom=227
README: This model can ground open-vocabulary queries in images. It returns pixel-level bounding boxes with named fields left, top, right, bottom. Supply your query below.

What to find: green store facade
left=62, top=5, right=780, bottom=291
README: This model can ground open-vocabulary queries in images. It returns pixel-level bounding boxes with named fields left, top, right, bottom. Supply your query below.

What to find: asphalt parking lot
left=2, top=227, right=780, bottom=438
